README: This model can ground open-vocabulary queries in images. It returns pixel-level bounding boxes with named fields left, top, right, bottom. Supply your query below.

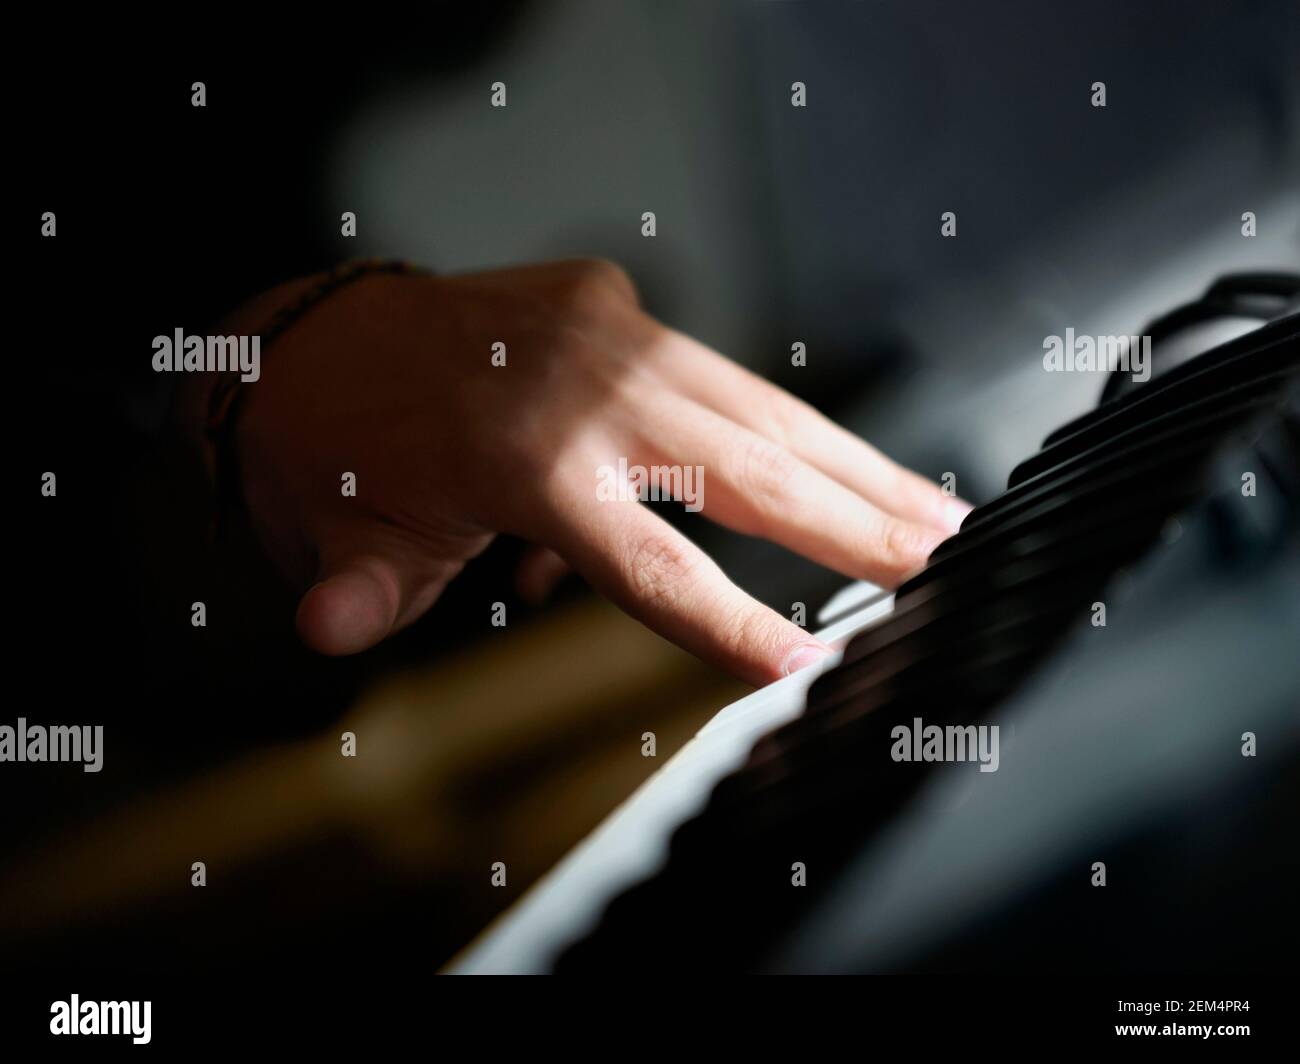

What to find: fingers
left=301, top=542, right=568, bottom=655
left=655, top=330, right=973, bottom=533
left=515, top=545, right=571, bottom=605
left=544, top=490, right=831, bottom=686
left=632, top=397, right=949, bottom=587
left=296, top=539, right=460, bottom=656
left=296, top=557, right=401, bottom=656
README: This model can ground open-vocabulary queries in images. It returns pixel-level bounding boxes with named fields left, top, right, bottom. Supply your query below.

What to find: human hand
left=228, top=259, right=970, bottom=685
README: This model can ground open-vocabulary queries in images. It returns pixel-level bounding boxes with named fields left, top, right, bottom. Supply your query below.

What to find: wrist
left=194, top=260, right=431, bottom=539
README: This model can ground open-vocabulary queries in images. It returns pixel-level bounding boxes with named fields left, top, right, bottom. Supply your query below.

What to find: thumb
left=515, top=545, right=572, bottom=605
left=296, top=543, right=459, bottom=655
left=296, top=553, right=403, bottom=655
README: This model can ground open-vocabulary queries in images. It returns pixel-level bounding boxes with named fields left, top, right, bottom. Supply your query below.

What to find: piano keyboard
left=450, top=279, right=1300, bottom=974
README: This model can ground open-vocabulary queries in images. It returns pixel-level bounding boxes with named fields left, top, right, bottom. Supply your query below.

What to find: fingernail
left=782, top=643, right=831, bottom=677
left=942, top=497, right=975, bottom=534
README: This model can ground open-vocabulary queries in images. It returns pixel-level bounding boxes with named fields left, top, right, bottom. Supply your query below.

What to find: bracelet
left=205, top=257, right=432, bottom=539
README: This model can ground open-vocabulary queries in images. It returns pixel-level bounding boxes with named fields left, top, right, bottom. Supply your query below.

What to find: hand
left=227, top=259, right=970, bottom=685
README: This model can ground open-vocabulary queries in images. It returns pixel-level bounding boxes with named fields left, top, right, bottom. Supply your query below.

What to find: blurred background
left=9, top=0, right=1300, bottom=977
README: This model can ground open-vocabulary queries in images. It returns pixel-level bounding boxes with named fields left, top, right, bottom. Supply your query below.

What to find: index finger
left=544, top=487, right=831, bottom=686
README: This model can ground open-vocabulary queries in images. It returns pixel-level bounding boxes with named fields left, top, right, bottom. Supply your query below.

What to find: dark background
left=8, top=0, right=1299, bottom=996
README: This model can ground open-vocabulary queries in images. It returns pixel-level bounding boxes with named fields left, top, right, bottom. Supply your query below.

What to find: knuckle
left=872, top=518, right=934, bottom=571
left=560, top=258, right=638, bottom=315
left=756, top=390, right=810, bottom=450
left=625, top=531, right=701, bottom=607
left=578, top=256, right=636, bottom=294
left=733, top=436, right=803, bottom=510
